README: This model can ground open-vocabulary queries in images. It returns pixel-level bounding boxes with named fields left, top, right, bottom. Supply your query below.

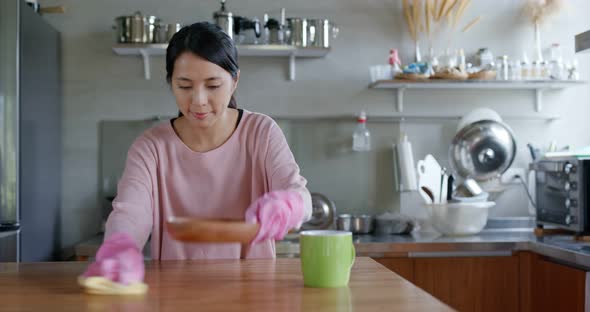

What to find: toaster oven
left=533, top=156, right=590, bottom=233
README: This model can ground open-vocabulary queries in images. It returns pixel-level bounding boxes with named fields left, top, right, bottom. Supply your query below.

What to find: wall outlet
left=501, top=168, right=526, bottom=185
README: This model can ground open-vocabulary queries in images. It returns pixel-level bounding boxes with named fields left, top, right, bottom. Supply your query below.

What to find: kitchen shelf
left=273, top=114, right=560, bottom=123
left=112, top=43, right=330, bottom=80
left=369, top=79, right=586, bottom=113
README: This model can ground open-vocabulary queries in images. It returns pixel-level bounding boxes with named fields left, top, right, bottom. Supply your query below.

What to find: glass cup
left=300, top=230, right=355, bottom=288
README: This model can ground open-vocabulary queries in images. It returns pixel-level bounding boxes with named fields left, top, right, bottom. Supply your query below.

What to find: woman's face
left=171, top=52, right=238, bottom=128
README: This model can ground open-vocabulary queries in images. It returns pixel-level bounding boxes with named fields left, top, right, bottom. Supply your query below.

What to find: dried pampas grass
left=523, top=0, right=565, bottom=25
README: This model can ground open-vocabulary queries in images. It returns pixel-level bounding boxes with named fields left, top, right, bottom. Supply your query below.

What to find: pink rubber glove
left=245, top=190, right=305, bottom=244
left=82, top=233, right=144, bottom=285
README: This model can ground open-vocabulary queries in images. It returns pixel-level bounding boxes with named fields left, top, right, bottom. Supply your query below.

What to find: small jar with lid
left=495, top=56, right=509, bottom=80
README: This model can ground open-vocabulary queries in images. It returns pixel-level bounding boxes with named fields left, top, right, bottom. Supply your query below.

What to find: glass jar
left=496, top=56, right=509, bottom=80
left=510, top=60, right=522, bottom=80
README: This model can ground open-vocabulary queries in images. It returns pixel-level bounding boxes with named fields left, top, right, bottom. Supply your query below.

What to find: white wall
left=40, top=0, right=590, bottom=250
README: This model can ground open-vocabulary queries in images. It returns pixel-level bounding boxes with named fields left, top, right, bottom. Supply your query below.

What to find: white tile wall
left=40, top=0, right=590, bottom=249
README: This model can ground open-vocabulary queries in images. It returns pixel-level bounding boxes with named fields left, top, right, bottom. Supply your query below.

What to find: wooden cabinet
left=412, top=256, right=519, bottom=312
left=520, top=252, right=586, bottom=312
left=375, top=252, right=588, bottom=312
left=372, top=258, right=414, bottom=283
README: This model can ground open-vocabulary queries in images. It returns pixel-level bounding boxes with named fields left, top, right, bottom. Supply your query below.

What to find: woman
left=103, top=22, right=312, bottom=260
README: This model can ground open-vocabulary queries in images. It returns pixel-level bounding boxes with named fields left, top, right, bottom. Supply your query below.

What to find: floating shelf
left=112, top=43, right=330, bottom=80
left=369, top=79, right=586, bottom=113
left=273, top=114, right=560, bottom=123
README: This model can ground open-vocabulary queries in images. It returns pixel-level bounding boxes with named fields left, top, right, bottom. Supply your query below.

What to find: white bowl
left=424, top=202, right=495, bottom=236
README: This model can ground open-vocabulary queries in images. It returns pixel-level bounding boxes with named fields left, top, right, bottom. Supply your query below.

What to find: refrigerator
left=0, top=0, right=62, bottom=262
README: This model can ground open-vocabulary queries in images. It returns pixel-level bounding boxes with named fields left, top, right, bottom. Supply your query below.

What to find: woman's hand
left=245, top=190, right=305, bottom=244
left=81, top=233, right=144, bottom=285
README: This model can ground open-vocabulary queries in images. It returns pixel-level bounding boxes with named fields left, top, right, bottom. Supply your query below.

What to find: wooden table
left=0, top=257, right=453, bottom=311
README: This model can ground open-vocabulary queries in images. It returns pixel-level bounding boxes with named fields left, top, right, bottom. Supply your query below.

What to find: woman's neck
left=174, top=108, right=239, bottom=153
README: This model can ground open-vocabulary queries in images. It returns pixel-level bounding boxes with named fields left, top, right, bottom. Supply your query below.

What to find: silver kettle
left=213, top=0, right=233, bottom=39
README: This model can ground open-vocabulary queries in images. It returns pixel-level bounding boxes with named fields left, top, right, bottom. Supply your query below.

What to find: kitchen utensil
left=233, top=16, right=261, bottom=44
left=114, top=11, right=160, bottom=43
left=417, top=154, right=443, bottom=203
left=26, top=1, right=66, bottom=15
left=420, top=186, right=435, bottom=204
left=265, top=18, right=283, bottom=44
left=446, top=175, right=454, bottom=201
left=306, top=19, right=339, bottom=49
left=374, top=213, right=413, bottom=234
left=439, top=167, right=447, bottom=203
left=166, top=217, right=260, bottom=244
left=213, top=0, right=234, bottom=39
left=336, top=214, right=353, bottom=231
left=301, top=193, right=335, bottom=230
left=285, top=17, right=307, bottom=47
left=425, top=201, right=495, bottom=236
left=351, top=215, right=374, bottom=234
left=454, top=178, right=483, bottom=197
left=449, top=120, right=516, bottom=181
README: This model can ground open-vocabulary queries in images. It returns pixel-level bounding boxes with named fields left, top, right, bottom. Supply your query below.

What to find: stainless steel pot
left=449, top=120, right=517, bottom=181
left=285, top=17, right=307, bottom=47
left=352, top=215, right=374, bottom=234
left=306, top=19, right=339, bottom=48
left=157, top=23, right=182, bottom=43
left=336, top=214, right=353, bottom=231
left=114, top=11, right=160, bottom=43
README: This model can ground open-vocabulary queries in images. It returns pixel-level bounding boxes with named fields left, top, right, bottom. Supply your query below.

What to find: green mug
left=300, top=230, right=356, bottom=288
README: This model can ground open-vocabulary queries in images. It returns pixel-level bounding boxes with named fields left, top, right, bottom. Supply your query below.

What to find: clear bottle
left=495, top=56, right=509, bottom=80
left=521, top=52, right=530, bottom=80
left=352, top=110, right=371, bottom=152
left=458, top=48, right=466, bottom=72
left=510, top=60, right=522, bottom=80
left=549, top=43, right=564, bottom=80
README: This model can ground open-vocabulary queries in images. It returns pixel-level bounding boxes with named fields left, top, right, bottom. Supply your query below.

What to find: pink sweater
left=105, top=110, right=312, bottom=260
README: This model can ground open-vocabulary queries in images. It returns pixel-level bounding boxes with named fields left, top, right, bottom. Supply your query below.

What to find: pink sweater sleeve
left=104, top=136, right=155, bottom=249
left=264, top=121, right=313, bottom=222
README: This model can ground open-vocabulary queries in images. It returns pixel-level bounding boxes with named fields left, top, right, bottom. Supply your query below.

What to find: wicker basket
left=394, top=73, right=430, bottom=81
left=468, top=70, right=497, bottom=80
left=431, top=71, right=469, bottom=80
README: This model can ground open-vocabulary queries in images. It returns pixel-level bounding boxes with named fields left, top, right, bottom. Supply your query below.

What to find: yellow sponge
left=78, top=276, right=148, bottom=295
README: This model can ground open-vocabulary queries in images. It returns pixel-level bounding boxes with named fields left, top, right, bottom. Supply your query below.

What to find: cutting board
left=417, top=154, right=443, bottom=203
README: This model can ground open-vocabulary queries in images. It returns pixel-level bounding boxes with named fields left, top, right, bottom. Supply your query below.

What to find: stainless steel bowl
left=449, top=120, right=516, bottom=181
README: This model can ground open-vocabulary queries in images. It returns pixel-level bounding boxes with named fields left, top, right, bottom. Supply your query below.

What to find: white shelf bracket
left=535, top=89, right=543, bottom=112
left=396, top=88, right=406, bottom=112
left=139, top=49, right=151, bottom=80
left=289, top=54, right=296, bottom=81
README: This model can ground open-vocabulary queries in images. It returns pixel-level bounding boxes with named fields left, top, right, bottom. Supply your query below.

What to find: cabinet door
left=413, top=256, right=519, bottom=312
left=530, top=255, right=586, bottom=312
left=372, top=258, right=414, bottom=283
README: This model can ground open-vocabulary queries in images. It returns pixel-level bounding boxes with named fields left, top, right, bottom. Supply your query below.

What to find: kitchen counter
left=278, top=231, right=590, bottom=269
left=75, top=218, right=590, bottom=269
left=0, top=258, right=452, bottom=311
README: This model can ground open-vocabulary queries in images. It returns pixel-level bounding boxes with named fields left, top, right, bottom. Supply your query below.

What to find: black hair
left=166, top=22, right=239, bottom=109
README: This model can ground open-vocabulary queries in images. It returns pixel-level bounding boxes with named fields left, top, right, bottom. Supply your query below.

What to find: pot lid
left=449, top=120, right=516, bottom=181
left=301, top=193, right=334, bottom=230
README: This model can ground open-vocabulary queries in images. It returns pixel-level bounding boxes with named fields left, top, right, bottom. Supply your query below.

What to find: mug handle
left=349, top=242, right=356, bottom=269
